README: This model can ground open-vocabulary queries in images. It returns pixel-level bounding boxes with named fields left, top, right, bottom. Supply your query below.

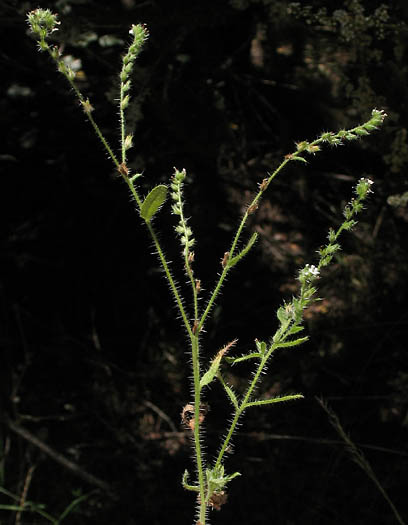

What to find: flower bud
left=81, top=98, right=94, bottom=114
left=124, top=134, right=133, bottom=150
left=121, top=95, right=129, bottom=110
left=38, top=40, right=49, bottom=52
left=27, top=8, right=60, bottom=37
left=122, top=80, right=131, bottom=92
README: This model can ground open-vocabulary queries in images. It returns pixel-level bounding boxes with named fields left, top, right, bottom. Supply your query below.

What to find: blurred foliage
left=1, top=0, right=407, bottom=523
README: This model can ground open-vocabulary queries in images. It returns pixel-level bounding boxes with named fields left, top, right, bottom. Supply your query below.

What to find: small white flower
left=359, top=177, right=374, bottom=186
left=306, top=265, right=320, bottom=278
left=298, top=264, right=320, bottom=283
left=355, top=177, right=374, bottom=197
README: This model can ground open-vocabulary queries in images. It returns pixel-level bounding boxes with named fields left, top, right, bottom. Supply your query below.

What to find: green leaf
left=200, top=353, right=224, bottom=389
left=200, top=340, right=237, bottom=388
left=217, top=374, right=239, bottom=409
left=228, top=232, right=258, bottom=267
left=277, top=306, right=288, bottom=324
left=140, top=185, right=167, bottom=222
left=292, top=156, right=308, bottom=163
left=206, top=466, right=241, bottom=491
left=274, top=336, right=309, bottom=348
left=225, top=352, right=262, bottom=365
left=287, top=325, right=304, bottom=336
left=245, top=394, right=304, bottom=408
left=355, top=128, right=370, bottom=136
left=182, top=470, right=200, bottom=492
left=276, top=305, right=293, bottom=333
left=255, top=339, right=267, bottom=354
left=206, top=467, right=225, bottom=490
left=129, top=172, right=143, bottom=184
left=224, top=471, right=241, bottom=482
left=319, top=243, right=340, bottom=257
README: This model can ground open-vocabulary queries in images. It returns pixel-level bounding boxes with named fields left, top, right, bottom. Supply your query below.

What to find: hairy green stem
left=48, top=54, right=193, bottom=339
left=119, top=96, right=126, bottom=164
left=122, top=178, right=193, bottom=338
left=186, top=253, right=199, bottom=323
left=27, top=20, right=386, bottom=523
left=214, top=351, right=270, bottom=470
left=214, top=179, right=373, bottom=471
left=198, top=158, right=291, bottom=332
left=47, top=47, right=204, bottom=506
left=46, top=49, right=120, bottom=170
left=190, top=334, right=206, bottom=523
left=146, top=222, right=193, bottom=336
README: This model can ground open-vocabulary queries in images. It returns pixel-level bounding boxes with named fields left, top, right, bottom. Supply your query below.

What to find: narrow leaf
left=287, top=325, right=304, bottom=336
left=200, top=339, right=237, bottom=389
left=228, top=232, right=258, bottom=267
left=245, top=394, right=304, bottom=408
left=129, top=172, right=143, bottom=183
left=225, top=352, right=262, bottom=365
left=275, top=336, right=309, bottom=348
left=224, top=471, right=241, bottom=482
left=182, top=470, right=200, bottom=492
left=200, top=366, right=218, bottom=389
left=140, top=184, right=167, bottom=222
left=217, top=373, right=239, bottom=409
left=277, top=305, right=289, bottom=325
left=292, top=156, right=308, bottom=163
left=255, top=339, right=267, bottom=355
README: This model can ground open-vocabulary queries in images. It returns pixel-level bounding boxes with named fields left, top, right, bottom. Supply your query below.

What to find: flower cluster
left=170, top=169, right=195, bottom=257
left=120, top=24, right=149, bottom=111
left=343, top=178, right=374, bottom=222
left=27, top=9, right=79, bottom=81
left=318, top=178, right=375, bottom=270
left=282, top=175, right=376, bottom=338
left=295, top=141, right=321, bottom=154
left=289, top=110, right=387, bottom=163
left=27, top=8, right=60, bottom=52
left=320, top=109, right=387, bottom=146
left=27, top=8, right=60, bottom=38
left=355, top=177, right=374, bottom=197
left=298, top=264, right=320, bottom=284
left=119, top=24, right=149, bottom=164
left=318, top=234, right=342, bottom=268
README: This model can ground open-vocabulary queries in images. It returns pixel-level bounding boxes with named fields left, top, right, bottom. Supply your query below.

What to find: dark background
left=1, top=0, right=407, bottom=523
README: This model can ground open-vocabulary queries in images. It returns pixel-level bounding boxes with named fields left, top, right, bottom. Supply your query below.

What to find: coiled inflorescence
left=27, top=8, right=60, bottom=51
left=120, top=24, right=149, bottom=111
left=171, top=168, right=195, bottom=258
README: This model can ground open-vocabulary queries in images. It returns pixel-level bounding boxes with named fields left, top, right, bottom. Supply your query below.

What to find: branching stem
left=26, top=13, right=387, bottom=524
left=198, top=158, right=291, bottom=332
